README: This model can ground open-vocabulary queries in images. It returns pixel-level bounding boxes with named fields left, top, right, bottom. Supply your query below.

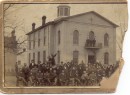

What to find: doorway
left=88, top=55, right=96, bottom=64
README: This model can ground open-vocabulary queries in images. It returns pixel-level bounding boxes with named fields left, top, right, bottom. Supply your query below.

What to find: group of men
left=15, top=56, right=119, bottom=86
left=86, top=38, right=96, bottom=47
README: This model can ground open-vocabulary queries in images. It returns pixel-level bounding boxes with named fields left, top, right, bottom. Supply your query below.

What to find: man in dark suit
left=29, top=60, right=36, bottom=70
left=51, top=53, right=57, bottom=66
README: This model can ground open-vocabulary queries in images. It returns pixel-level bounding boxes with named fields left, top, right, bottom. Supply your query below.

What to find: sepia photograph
left=2, top=1, right=128, bottom=92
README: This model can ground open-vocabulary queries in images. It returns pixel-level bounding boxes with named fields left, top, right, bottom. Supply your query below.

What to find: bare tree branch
left=3, top=4, right=14, bottom=12
left=4, top=4, right=28, bottom=53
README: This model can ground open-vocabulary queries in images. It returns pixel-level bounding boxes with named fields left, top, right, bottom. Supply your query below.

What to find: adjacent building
left=4, top=30, right=17, bottom=74
left=26, top=5, right=118, bottom=65
left=17, top=48, right=28, bottom=66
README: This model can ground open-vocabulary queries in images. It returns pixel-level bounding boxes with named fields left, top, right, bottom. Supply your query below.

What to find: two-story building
left=26, top=5, right=118, bottom=65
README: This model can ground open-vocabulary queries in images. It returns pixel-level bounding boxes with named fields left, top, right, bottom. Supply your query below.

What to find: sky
left=3, top=3, right=128, bottom=59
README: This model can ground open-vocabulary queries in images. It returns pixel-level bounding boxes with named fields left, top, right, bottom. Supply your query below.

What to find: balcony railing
left=85, top=42, right=102, bottom=49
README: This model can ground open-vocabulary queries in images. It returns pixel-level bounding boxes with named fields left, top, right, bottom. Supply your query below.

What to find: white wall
left=60, top=13, right=116, bottom=65
left=27, top=26, right=50, bottom=64
left=27, top=13, right=116, bottom=65
left=17, top=51, right=28, bottom=66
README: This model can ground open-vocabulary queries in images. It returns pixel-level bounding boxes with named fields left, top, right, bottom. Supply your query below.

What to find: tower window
left=65, top=8, right=69, bottom=16
left=60, top=8, right=64, bottom=16
left=58, top=8, right=60, bottom=16
left=57, top=5, right=70, bottom=17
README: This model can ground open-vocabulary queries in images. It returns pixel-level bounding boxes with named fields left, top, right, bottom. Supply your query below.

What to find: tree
left=3, top=4, right=28, bottom=53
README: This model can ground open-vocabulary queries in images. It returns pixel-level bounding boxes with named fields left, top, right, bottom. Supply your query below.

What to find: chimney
left=32, top=23, right=36, bottom=31
left=23, top=48, right=26, bottom=52
left=11, top=30, right=15, bottom=37
left=11, top=30, right=16, bottom=41
left=42, top=16, right=46, bottom=26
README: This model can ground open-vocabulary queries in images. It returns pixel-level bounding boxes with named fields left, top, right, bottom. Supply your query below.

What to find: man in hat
left=59, top=70, right=67, bottom=86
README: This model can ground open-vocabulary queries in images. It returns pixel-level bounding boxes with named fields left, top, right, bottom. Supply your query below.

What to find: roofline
left=26, top=11, right=119, bottom=35
left=26, top=21, right=54, bottom=35
left=59, top=11, right=119, bottom=27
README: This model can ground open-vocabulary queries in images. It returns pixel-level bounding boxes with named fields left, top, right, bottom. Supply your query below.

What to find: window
left=89, top=31, right=95, bottom=40
left=29, top=36, right=31, bottom=50
left=65, top=8, right=68, bottom=16
left=57, top=51, right=60, bottom=64
left=104, top=52, right=109, bottom=64
left=33, top=52, right=35, bottom=63
left=38, top=52, right=40, bottom=62
left=58, top=31, right=60, bottom=45
left=38, top=31, right=40, bottom=47
left=60, top=8, right=63, bottom=16
left=33, top=33, right=35, bottom=49
left=44, top=30, right=46, bottom=46
left=29, top=53, right=31, bottom=63
left=38, top=39, right=40, bottom=47
left=104, top=33, right=109, bottom=46
left=43, top=51, right=46, bottom=63
left=73, top=30, right=79, bottom=44
left=58, top=8, right=60, bottom=16
left=44, top=37, right=46, bottom=45
left=73, top=51, right=79, bottom=64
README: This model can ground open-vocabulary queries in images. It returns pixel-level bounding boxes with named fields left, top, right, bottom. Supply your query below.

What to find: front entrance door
left=88, top=55, right=95, bottom=64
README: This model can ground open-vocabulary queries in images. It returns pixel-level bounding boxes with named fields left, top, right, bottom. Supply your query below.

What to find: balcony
left=85, top=41, right=102, bottom=49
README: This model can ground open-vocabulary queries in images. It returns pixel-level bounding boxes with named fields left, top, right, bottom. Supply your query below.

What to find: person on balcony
left=86, top=38, right=90, bottom=46
left=93, top=38, right=96, bottom=47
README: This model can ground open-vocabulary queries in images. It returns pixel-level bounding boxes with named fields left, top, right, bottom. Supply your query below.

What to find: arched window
left=73, top=51, right=79, bottom=64
left=58, top=31, right=60, bottom=44
left=104, top=52, right=109, bottom=64
left=89, top=31, right=95, bottom=40
left=73, top=30, right=79, bottom=44
left=104, top=33, right=109, bottom=46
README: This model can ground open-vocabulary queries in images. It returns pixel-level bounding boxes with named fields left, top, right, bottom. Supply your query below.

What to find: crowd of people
left=15, top=55, right=119, bottom=87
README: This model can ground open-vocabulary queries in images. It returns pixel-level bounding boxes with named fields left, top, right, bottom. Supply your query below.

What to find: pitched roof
left=54, top=11, right=119, bottom=27
left=26, top=11, right=118, bottom=35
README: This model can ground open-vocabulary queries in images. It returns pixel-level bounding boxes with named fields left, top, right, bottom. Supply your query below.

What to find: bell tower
left=57, top=5, right=70, bottom=17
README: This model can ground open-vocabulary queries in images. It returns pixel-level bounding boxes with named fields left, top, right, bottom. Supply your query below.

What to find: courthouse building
left=26, top=5, right=118, bottom=65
